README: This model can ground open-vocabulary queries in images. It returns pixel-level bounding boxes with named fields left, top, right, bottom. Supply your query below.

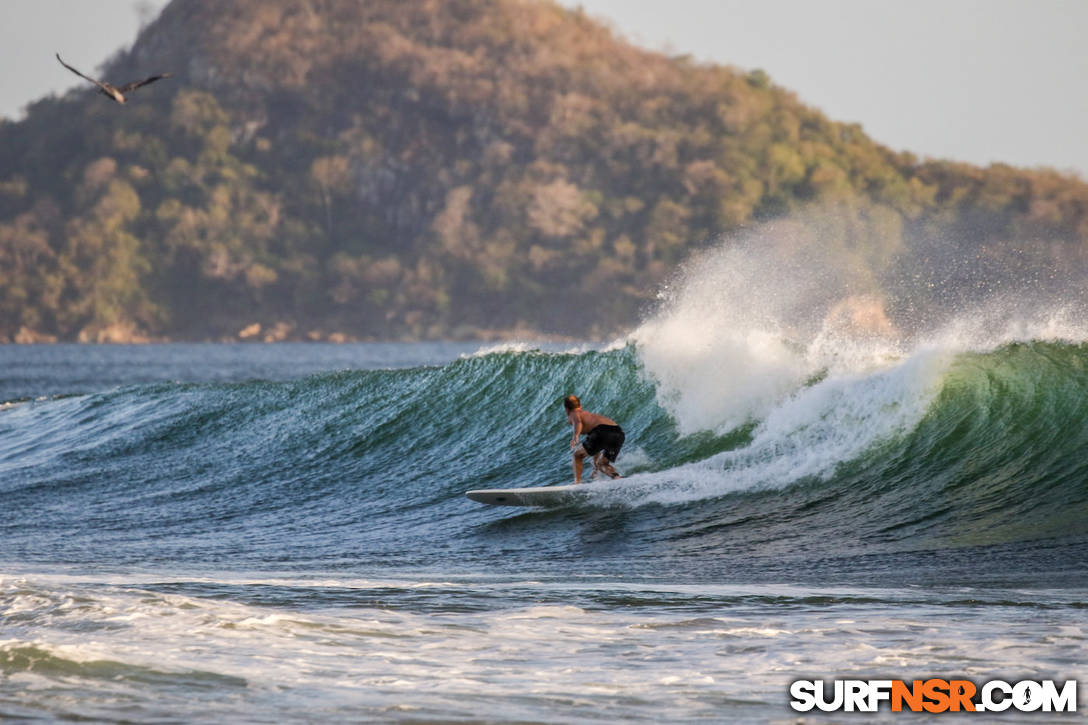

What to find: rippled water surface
left=2, top=341, right=1086, bottom=722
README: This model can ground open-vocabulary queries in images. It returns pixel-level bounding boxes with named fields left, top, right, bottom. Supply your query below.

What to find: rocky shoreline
left=1, top=323, right=588, bottom=345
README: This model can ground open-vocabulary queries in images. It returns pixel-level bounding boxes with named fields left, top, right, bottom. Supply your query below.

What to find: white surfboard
left=465, top=483, right=596, bottom=507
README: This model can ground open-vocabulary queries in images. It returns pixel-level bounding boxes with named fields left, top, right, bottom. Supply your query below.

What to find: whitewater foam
left=4, top=571, right=1082, bottom=723
left=620, top=217, right=1088, bottom=508
left=631, top=233, right=915, bottom=437
left=632, top=216, right=1088, bottom=440
left=585, top=347, right=949, bottom=508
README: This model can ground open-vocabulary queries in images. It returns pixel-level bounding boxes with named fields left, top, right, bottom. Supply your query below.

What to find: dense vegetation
left=2, top=0, right=1087, bottom=342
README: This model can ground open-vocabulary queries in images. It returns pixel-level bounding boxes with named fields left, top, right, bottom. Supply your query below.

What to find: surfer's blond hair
left=563, top=394, right=581, bottom=411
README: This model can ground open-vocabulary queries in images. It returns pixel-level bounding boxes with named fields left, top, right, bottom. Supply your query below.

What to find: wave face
left=3, top=334, right=1087, bottom=586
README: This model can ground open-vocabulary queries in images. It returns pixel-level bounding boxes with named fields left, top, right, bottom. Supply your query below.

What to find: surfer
left=563, top=394, right=624, bottom=483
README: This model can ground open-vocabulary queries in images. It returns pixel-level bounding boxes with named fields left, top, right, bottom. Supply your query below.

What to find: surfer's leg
left=594, top=452, right=620, bottom=479
left=572, top=445, right=586, bottom=483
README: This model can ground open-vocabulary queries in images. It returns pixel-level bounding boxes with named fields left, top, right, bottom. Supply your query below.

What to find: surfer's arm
left=569, top=415, right=582, bottom=449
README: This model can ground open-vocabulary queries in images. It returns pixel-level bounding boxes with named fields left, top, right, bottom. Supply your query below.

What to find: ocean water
left=3, top=276, right=1088, bottom=721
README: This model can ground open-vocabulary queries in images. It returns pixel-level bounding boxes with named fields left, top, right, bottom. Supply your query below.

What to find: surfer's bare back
left=564, top=394, right=624, bottom=484
left=56, top=53, right=172, bottom=104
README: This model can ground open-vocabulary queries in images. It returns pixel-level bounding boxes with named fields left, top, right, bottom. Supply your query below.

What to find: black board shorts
left=582, top=424, right=625, bottom=462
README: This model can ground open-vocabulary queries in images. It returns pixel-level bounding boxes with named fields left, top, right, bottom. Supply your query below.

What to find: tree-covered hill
left=2, top=0, right=1087, bottom=342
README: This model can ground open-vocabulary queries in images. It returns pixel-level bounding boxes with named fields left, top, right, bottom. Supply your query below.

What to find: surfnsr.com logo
left=789, top=679, right=1078, bottom=713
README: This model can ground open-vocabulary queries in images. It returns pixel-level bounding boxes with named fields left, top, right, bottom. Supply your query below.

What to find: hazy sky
left=3, top=0, right=1086, bottom=177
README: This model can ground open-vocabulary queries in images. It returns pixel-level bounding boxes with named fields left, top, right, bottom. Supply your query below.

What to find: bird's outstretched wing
left=118, top=73, right=173, bottom=93
left=55, top=53, right=110, bottom=92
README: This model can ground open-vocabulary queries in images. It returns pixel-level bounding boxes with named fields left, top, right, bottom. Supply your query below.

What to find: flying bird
left=55, top=53, right=172, bottom=104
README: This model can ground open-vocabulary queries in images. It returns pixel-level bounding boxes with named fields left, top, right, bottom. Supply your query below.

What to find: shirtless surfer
left=563, top=394, right=624, bottom=483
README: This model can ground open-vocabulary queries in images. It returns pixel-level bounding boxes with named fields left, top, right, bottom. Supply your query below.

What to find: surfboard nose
left=465, top=484, right=593, bottom=507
